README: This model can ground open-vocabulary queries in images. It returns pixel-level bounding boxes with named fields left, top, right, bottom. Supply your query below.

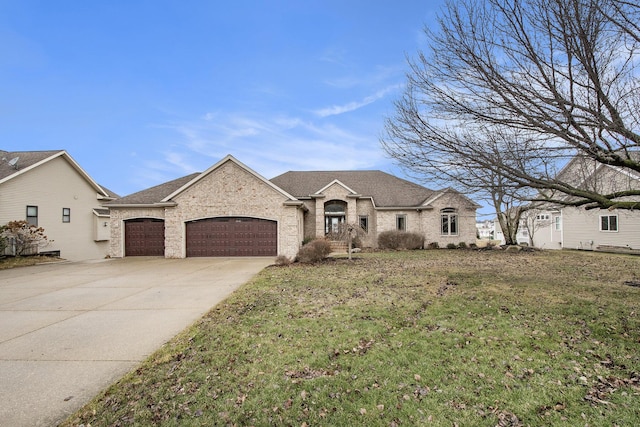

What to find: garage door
left=186, top=217, right=277, bottom=257
left=124, top=218, right=165, bottom=256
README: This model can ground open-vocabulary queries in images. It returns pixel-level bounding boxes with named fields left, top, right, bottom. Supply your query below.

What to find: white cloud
left=151, top=109, right=387, bottom=181
left=314, top=84, right=402, bottom=117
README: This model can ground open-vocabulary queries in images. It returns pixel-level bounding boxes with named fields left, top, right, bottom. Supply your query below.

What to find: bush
left=274, top=255, right=292, bottom=266
left=458, top=241, right=468, bottom=249
left=296, top=239, right=332, bottom=263
left=378, top=231, right=424, bottom=250
left=446, top=243, right=458, bottom=249
left=427, top=242, right=440, bottom=250
left=0, top=220, right=48, bottom=256
left=0, top=234, right=6, bottom=255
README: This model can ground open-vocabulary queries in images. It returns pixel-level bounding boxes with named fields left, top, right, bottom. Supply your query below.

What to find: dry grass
left=0, top=255, right=62, bottom=270
left=62, top=249, right=640, bottom=426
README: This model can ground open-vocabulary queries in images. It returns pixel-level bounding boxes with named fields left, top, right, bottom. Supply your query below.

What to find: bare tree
left=383, top=118, right=532, bottom=244
left=382, top=0, right=640, bottom=211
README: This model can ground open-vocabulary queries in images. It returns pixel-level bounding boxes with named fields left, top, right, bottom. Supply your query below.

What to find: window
left=536, top=214, right=550, bottom=220
left=396, top=215, right=406, bottom=231
left=324, top=200, right=347, bottom=235
left=600, top=215, right=618, bottom=232
left=62, top=208, right=71, bottom=223
left=359, top=215, right=369, bottom=233
left=441, top=208, right=458, bottom=236
left=26, top=205, right=38, bottom=226
left=554, top=216, right=561, bottom=231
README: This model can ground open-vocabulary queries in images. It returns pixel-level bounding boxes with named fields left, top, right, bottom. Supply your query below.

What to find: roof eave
left=376, top=206, right=434, bottom=211
left=104, top=202, right=177, bottom=208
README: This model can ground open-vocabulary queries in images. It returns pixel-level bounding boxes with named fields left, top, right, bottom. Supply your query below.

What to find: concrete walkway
left=0, top=257, right=272, bottom=427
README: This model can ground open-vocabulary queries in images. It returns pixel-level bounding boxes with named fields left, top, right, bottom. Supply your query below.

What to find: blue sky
left=1, top=1, right=474, bottom=207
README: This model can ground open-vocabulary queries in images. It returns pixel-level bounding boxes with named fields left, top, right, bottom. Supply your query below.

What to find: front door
left=325, top=215, right=345, bottom=235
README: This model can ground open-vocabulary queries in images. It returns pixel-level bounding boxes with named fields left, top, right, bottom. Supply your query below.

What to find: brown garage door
left=186, top=217, right=277, bottom=257
left=124, top=218, right=165, bottom=256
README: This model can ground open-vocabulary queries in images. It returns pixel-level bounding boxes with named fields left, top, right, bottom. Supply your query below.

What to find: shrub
left=446, top=243, right=458, bottom=249
left=378, top=231, right=424, bottom=250
left=0, top=220, right=49, bottom=256
left=274, top=255, right=292, bottom=266
left=427, top=242, right=440, bottom=250
left=296, top=239, right=332, bottom=263
left=458, top=241, right=468, bottom=249
left=403, top=232, right=425, bottom=249
left=378, top=230, right=401, bottom=249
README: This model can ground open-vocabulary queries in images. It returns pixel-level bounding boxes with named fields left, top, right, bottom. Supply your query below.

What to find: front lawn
left=62, top=250, right=640, bottom=426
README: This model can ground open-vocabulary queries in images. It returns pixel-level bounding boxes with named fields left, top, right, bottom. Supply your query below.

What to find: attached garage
left=124, top=218, right=165, bottom=256
left=106, top=156, right=305, bottom=259
left=186, top=217, right=277, bottom=257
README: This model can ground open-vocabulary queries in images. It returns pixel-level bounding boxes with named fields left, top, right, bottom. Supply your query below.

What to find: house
left=492, top=218, right=530, bottom=246
left=0, top=150, right=117, bottom=260
left=476, top=220, right=494, bottom=240
left=523, top=208, right=563, bottom=249
left=106, top=155, right=480, bottom=259
left=492, top=209, right=561, bottom=248
left=537, top=155, right=640, bottom=252
left=509, top=155, right=640, bottom=251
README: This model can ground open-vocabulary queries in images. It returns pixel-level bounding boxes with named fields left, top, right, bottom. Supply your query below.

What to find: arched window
left=325, top=202, right=346, bottom=214
left=441, top=208, right=458, bottom=236
left=324, top=200, right=347, bottom=235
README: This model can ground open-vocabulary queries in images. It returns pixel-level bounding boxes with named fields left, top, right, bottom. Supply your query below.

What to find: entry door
left=325, top=216, right=345, bottom=234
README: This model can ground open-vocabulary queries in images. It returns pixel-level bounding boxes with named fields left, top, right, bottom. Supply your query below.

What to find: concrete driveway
left=0, top=256, right=273, bottom=427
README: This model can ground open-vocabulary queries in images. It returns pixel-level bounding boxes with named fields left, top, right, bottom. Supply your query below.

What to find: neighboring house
left=0, top=150, right=117, bottom=260
left=537, top=155, right=640, bottom=251
left=476, top=220, right=494, bottom=240
left=106, top=155, right=480, bottom=259
left=492, top=217, right=530, bottom=246
left=502, top=155, right=640, bottom=251
left=524, top=209, right=563, bottom=249
left=491, top=209, right=562, bottom=248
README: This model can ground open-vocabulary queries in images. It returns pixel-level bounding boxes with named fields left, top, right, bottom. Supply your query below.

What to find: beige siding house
left=0, top=150, right=116, bottom=260
left=530, top=156, right=640, bottom=252
left=107, top=155, right=480, bottom=259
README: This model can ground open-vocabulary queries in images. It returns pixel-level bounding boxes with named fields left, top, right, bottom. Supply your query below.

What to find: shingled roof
left=0, top=150, right=62, bottom=181
left=270, top=170, right=435, bottom=207
left=0, top=150, right=114, bottom=198
left=107, top=173, right=201, bottom=205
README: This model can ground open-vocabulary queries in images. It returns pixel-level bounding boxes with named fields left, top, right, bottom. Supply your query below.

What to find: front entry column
left=314, top=197, right=325, bottom=238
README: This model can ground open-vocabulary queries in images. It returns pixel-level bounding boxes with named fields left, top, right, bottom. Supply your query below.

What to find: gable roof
left=107, top=155, right=300, bottom=207
left=0, top=149, right=111, bottom=197
left=107, top=156, right=479, bottom=210
left=270, top=170, right=437, bottom=207
left=162, top=155, right=297, bottom=202
left=549, top=153, right=640, bottom=204
left=106, top=173, right=200, bottom=206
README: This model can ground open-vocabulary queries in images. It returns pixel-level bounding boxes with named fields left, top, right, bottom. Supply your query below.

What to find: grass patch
left=62, top=250, right=640, bottom=426
left=0, top=255, right=62, bottom=270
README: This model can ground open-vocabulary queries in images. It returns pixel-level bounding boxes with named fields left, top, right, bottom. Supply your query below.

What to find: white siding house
left=0, top=150, right=116, bottom=261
